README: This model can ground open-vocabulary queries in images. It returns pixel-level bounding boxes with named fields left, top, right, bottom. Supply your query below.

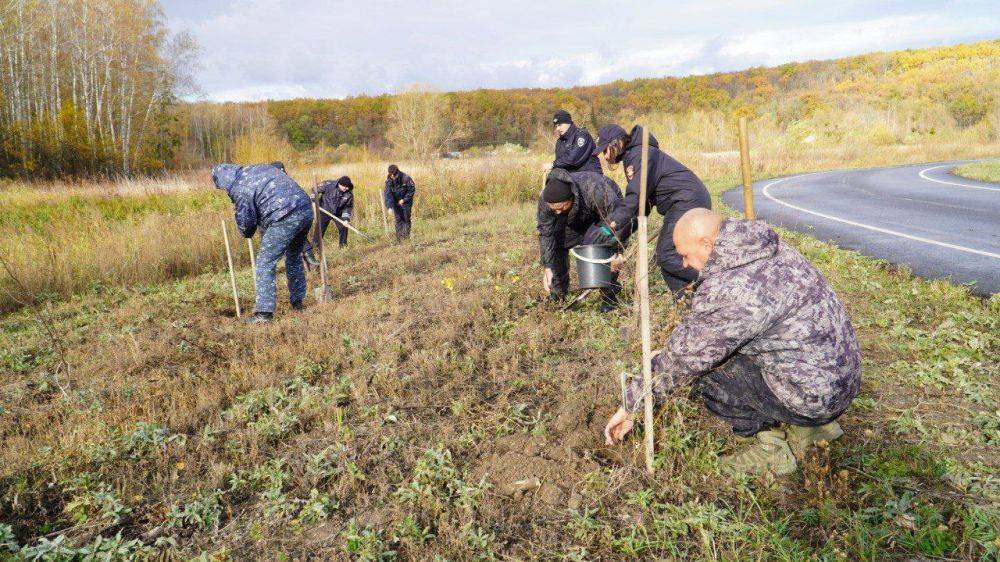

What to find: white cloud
left=164, top=1, right=1000, bottom=102
left=719, top=13, right=1000, bottom=65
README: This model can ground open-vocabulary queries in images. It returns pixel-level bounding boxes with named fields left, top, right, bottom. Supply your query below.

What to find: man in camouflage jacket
left=605, top=208, right=861, bottom=475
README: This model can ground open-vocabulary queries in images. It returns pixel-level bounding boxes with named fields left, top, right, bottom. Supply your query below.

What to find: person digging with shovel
left=304, top=176, right=355, bottom=266
left=213, top=163, right=314, bottom=324
left=537, top=168, right=632, bottom=312
left=604, top=208, right=861, bottom=476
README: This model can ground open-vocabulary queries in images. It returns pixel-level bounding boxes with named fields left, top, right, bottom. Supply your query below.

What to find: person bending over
left=304, top=176, right=355, bottom=266
left=213, top=163, right=314, bottom=324
left=594, top=125, right=711, bottom=295
left=537, top=168, right=631, bottom=312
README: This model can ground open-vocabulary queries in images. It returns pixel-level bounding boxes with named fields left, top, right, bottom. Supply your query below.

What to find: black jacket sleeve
left=536, top=198, right=564, bottom=267
left=341, top=192, right=354, bottom=219
left=401, top=176, right=416, bottom=206
left=553, top=128, right=597, bottom=171
left=608, top=161, right=643, bottom=234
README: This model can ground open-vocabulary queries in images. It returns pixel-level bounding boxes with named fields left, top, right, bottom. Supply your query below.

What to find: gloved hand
left=592, top=225, right=617, bottom=247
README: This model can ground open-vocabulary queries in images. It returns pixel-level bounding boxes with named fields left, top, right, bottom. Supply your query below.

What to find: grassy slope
left=954, top=159, right=1000, bottom=183
left=2, top=167, right=998, bottom=559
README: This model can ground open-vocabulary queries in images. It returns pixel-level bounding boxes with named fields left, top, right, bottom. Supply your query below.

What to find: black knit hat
left=338, top=176, right=354, bottom=190
left=387, top=164, right=399, bottom=175
left=552, top=110, right=573, bottom=126
left=542, top=175, right=574, bottom=203
left=270, top=161, right=286, bottom=172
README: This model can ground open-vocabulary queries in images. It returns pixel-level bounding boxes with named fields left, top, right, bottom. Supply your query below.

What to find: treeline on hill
left=0, top=0, right=196, bottom=179
left=1, top=4, right=997, bottom=180
left=184, top=40, right=999, bottom=165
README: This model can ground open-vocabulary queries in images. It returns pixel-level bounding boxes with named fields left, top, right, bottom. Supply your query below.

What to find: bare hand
left=543, top=268, right=553, bottom=293
left=609, top=253, right=625, bottom=273
left=604, top=407, right=634, bottom=446
left=398, top=200, right=405, bottom=206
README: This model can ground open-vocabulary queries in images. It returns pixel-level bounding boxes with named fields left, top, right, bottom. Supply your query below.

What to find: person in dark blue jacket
left=213, top=163, right=314, bottom=323
left=304, top=176, right=355, bottom=265
left=594, top=124, right=712, bottom=294
left=552, top=110, right=602, bottom=174
left=384, top=164, right=415, bottom=242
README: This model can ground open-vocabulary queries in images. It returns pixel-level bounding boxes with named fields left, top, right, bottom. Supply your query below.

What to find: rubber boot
left=786, top=421, right=843, bottom=458
left=719, top=429, right=797, bottom=476
left=244, top=311, right=273, bottom=325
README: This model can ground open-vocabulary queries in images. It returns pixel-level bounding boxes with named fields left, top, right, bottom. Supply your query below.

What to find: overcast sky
left=163, top=1, right=1000, bottom=102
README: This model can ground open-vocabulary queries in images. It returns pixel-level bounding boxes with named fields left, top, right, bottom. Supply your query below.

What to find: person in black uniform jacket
left=303, top=176, right=355, bottom=266
left=384, top=164, right=416, bottom=242
left=551, top=110, right=602, bottom=174
left=594, top=124, right=712, bottom=295
left=537, top=168, right=631, bottom=312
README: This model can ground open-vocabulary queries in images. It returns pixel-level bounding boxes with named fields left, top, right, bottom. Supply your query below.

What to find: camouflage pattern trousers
left=696, top=355, right=846, bottom=437
left=254, top=206, right=314, bottom=313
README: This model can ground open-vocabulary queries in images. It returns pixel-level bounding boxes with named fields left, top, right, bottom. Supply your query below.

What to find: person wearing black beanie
left=550, top=109, right=602, bottom=174
left=537, top=168, right=632, bottom=312
left=542, top=174, right=574, bottom=204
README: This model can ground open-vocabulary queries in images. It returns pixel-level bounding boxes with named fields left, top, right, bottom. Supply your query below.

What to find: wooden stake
left=738, top=116, right=756, bottom=220
left=313, top=181, right=329, bottom=302
left=221, top=219, right=241, bottom=319
left=247, top=238, right=256, bottom=284
left=636, top=125, right=655, bottom=474
left=376, top=194, right=390, bottom=235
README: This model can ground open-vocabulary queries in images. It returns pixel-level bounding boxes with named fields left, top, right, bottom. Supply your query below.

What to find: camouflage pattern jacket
left=212, top=163, right=312, bottom=238
left=536, top=168, right=626, bottom=267
left=624, top=219, right=862, bottom=419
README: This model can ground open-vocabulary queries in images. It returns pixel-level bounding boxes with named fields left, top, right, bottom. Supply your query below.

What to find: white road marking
left=918, top=164, right=1000, bottom=192
left=761, top=174, right=1000, bottom=260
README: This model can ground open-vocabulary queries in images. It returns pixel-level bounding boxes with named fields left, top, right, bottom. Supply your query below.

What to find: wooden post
left=738, top=116, right=756, bottom=220
left=636, top=126, right=655, bottom=474
left=376, top=194, right=390, bottom=235
left=247, top=238, right=256, bottom=284
left=221, top=219, right=241, bottom=319
left=313, top=182, right=329, bottom=302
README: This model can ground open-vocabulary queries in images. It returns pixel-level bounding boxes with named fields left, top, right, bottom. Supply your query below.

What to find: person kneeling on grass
left=604, top=208, right=861, bottom=475
left=213, top=163, right=314, bottom=324
left=304, top=176, right=355, bottom=266
left=538, top=168, right=632, bottom=312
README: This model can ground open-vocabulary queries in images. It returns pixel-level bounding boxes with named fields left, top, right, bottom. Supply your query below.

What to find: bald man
left=605, top=209, right=861, bottom=475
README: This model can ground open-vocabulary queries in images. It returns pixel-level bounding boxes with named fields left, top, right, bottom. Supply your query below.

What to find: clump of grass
left=953, top=158, right=1000, bottom=183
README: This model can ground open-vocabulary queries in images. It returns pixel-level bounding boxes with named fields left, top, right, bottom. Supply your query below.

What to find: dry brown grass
left=1, top=139, right=998, bottom=559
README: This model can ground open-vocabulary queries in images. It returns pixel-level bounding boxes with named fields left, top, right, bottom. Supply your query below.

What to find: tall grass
left=0, top=156, right=546, bottom=312
left=2, top=134, right=998, bottom=314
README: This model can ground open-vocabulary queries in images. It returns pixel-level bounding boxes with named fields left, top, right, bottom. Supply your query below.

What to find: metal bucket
left=570, top=245, right=616, bottom=289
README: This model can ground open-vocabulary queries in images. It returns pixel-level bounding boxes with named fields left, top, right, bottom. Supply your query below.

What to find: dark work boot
left=291, top=301, right=305, bottom=311
left=600, top=291, right=622, bottom=313
left=244, top=311, right=273, bottom=324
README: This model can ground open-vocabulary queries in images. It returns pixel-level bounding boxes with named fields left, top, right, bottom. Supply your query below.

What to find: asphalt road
left=722, top=161, right=1000, bottom=296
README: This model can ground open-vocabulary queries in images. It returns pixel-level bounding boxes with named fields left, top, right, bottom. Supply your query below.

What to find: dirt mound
left=475, top=396, right=606, bottom=509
